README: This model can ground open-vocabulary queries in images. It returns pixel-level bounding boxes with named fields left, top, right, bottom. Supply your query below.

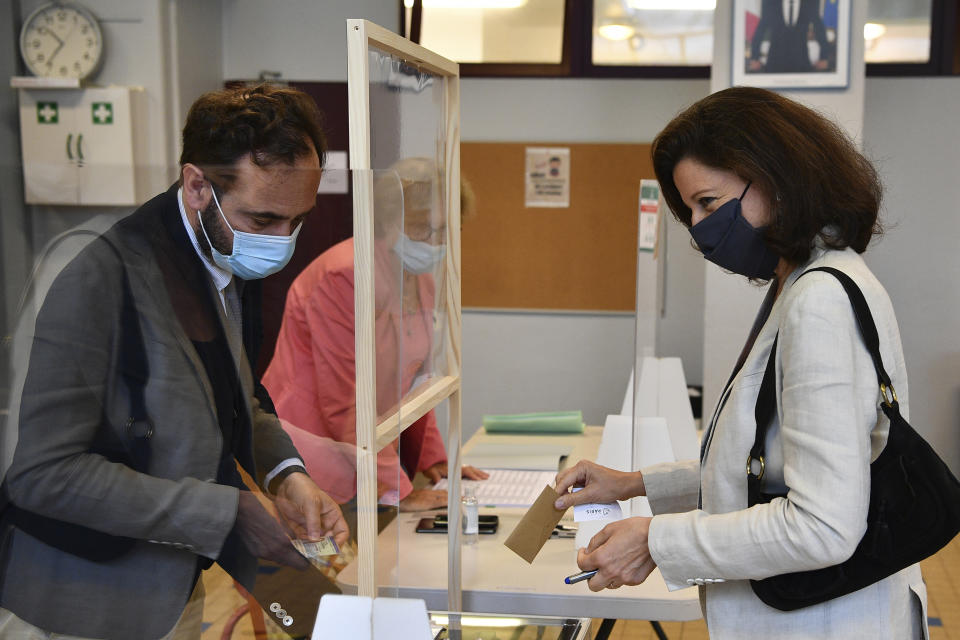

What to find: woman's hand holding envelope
left=553, top=460, right=645, bottom=510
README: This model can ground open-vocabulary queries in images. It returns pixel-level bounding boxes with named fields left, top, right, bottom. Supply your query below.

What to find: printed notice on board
left=638, top=179, right=660, bottom=252
left=525, top=147, right=570, bottom=208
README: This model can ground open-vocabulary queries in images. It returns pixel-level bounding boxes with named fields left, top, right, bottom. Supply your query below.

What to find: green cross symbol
left=641, top=184, right=659, bottom=201
left=92, top=102, right=114, bottom=125
left=37, top=102, right=59, bottom=124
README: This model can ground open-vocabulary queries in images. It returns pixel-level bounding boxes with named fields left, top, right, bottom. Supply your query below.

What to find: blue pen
left=564, top=569, right=598, bottom=585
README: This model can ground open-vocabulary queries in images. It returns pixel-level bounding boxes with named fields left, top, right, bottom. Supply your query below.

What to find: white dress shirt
left=782, top=0, right=798, bottom=26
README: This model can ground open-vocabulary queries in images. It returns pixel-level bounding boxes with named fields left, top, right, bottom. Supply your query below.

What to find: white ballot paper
left=571, top=487, right=623, bottom=523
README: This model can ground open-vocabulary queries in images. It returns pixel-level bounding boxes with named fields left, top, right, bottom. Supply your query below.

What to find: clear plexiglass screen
left=367, top=45, right=455, bottom=426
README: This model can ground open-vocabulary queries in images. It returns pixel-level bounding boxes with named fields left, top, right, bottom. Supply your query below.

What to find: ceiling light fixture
left=599, top=23, right=637, bottom=40
left=863, top=22, right=887, bottom=41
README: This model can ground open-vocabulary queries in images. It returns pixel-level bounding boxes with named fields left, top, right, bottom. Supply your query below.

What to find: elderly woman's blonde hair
left=373, top=157, right=476, bottom=236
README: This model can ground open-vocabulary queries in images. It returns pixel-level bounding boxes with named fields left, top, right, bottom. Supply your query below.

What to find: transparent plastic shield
left=342, top=28, right=463, bottom=622
left=366, top=44, right=455, bottom=606
left=350, top=17, right=462, bottom=627
left=367, top=167, right=405, bottom=602
left=367, top=44, right=455, bottom=390
left=274, top=168, right=409, bottom=619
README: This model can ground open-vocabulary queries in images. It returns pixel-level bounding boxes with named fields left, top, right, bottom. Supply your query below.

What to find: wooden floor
left=201, top=534, right=960, bottom=639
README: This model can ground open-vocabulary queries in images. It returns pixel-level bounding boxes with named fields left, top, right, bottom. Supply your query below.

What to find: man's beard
left=195, top=199, right=233, bottom=260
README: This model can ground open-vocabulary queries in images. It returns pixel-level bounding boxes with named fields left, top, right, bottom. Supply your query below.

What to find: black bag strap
left=748, top=267, right=903, bottom=503
left=117, top=261, right=153, bottom=467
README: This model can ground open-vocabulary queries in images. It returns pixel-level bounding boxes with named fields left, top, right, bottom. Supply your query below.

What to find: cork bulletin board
left=461, top=142, right=656, bottom=312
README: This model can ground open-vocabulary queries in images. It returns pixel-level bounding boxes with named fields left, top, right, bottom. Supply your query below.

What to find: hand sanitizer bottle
left=462, top=485, right=479, bottom=545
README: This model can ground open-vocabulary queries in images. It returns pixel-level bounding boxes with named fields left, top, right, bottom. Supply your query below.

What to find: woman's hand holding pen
left=554, top=461, right=654, bottom=591
left=553, top=460, right=645, bottom=510
left=577, top=516, right=656, bottom=591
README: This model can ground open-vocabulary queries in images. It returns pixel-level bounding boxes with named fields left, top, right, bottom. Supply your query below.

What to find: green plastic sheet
left=482, top=411, right=585, bottom=434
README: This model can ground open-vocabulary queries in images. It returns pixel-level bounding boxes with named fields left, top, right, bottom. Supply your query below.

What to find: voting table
left=337, top=427, right=702, bottom=625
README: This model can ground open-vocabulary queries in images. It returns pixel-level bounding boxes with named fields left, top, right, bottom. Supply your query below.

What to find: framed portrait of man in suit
left=733, top=0, right=850, bottom=88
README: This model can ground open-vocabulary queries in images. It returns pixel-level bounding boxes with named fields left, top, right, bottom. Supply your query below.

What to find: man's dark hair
left=652, top=86, right=882, bottom=266
left=179, top=83, right=327, bottom=190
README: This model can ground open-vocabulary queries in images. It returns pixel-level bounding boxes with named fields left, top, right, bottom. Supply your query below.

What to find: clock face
left=20, top=2, right=104, bottom=80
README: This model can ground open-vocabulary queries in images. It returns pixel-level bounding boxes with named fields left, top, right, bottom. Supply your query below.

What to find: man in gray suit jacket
left=0, top=85, right=349, bottom=639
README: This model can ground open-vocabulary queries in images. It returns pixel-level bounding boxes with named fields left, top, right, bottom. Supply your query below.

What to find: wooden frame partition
left=346, top=19, right=463, bottom=610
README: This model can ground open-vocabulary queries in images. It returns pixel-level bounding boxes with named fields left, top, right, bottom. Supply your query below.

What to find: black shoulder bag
left=748, top=266, right=960, bottom=611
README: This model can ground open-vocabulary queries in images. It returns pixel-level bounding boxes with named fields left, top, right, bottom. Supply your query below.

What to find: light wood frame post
left=346, top=19, right=378, bottom=599
left=346, top=19, right=463, bottom=607
left=443, top=70, right=463, bottom=613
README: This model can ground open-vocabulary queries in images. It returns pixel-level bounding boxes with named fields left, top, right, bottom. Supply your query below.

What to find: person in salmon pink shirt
left=264, top=158, right=486, bottom=511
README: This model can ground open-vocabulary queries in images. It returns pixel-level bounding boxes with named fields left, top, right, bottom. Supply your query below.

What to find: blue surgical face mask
left=197, top=185, right=300, bottom=280
left=688, top=182, right=779, bottom=280
left=393, top=233, right=445, bottom=274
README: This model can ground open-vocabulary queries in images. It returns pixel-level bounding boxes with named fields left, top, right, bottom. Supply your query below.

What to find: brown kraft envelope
left=504, top=485, right=567, bottom=563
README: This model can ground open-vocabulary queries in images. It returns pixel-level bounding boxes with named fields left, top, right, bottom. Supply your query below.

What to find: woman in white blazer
left=555, top=87, right=928, bottom=639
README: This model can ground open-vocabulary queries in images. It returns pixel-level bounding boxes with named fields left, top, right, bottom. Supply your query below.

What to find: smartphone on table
left=415, top=513, right=499, bottom=534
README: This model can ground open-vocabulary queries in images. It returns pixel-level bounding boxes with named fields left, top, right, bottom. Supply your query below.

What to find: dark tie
left=788, top=0, right=795, bottom=26
left=224, top=279, right=243, bottom=362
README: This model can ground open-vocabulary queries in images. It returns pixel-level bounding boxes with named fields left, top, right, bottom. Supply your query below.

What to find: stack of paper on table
left=435, top=415, right=577, bottom=508
left=433, top=440, right=572, bottom=507
left=434, top=469, right=558, bottom=507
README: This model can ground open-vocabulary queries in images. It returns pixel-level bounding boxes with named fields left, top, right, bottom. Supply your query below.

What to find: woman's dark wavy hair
left=652, top=86, right=882, bottom=266
left=179, top=84, right=327, bottom=191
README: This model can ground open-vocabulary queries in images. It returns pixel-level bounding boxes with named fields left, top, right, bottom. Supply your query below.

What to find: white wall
left=462, top=309, right=635, bottom=424
left=461, top=77, right=709, bottom=143
left=169, top=0, right=224, bottom=165
left=862, top=77, right=960, bottom=473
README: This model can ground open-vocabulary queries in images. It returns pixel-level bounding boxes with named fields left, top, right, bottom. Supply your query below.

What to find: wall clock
left=20, top=2, right=104, bottom=80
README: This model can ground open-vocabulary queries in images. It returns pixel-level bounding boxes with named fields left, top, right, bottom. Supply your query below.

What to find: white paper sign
left=317, top=151, right=348, bottom=194
left=525, top=147, right=570, bottom=208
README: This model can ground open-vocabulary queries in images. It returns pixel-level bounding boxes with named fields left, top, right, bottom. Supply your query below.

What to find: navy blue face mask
left=688, top=182, right=779, bottom=280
